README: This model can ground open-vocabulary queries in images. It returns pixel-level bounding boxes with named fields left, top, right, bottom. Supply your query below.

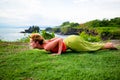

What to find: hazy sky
left=0, top=0, right=120, bottom=27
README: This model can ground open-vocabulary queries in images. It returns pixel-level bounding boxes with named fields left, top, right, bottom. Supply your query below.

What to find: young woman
left=29, top=33, right=117, bottom=55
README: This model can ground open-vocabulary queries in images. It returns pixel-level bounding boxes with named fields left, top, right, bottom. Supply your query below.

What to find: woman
left=29, top=33, right=117, bottom=55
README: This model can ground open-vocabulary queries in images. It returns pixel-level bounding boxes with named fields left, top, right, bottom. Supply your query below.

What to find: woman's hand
left=51, top=53, right=60, bottom=56
left=44, top=38, right=63, bottom=54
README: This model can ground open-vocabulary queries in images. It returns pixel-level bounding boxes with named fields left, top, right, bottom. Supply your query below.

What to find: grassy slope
left=0, top=42, right=120, bottom=80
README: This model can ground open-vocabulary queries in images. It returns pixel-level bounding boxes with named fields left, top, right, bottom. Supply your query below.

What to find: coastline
left=0, top=27, right=29, bottom=41
left=0, top=27, right=68, bottom=41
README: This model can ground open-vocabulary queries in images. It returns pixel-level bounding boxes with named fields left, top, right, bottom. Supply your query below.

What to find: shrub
left=17, top=36, right=30, bottom=42
left=41, top=30, right=55, bottom=39
left=97, top=27, right=120, bottom=40
left=52, top=28, right=61, bottom=33
left=0, top=39, right=3, bottom=42
left=100, top=30, right=113, bottom=40
left=111, top=30, right=120, bottom=39
left=18, top=30, right=55, bottom=42
left=80, top=31, right=101, bottom=42
left=60, top=27, right=69, bottom=34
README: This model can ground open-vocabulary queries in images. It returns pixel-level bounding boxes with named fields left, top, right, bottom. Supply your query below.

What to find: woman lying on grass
left=29, top=33, right=118, bottom=55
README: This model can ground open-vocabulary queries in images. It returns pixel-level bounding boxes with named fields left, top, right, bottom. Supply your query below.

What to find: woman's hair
left=29, top=33, right=45, bottom=44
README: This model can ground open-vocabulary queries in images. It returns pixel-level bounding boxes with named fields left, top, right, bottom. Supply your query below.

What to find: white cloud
left=0, top=0, right=120, bottom=26
left=73, top=0, right=120, bottom=3
left=0, top=0, right=44, bottom=25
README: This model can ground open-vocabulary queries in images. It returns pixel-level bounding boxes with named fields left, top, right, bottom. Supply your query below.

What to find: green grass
left=0, top=42, right=120, bottom=80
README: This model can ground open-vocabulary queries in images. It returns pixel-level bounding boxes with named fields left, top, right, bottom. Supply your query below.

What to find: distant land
left=0, top=24, right=52, bottom=29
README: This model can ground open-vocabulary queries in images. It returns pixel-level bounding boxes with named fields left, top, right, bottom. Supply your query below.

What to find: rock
left=20, top=31, right=26, bottom=33
left=20, top=26, right=40, bottom=33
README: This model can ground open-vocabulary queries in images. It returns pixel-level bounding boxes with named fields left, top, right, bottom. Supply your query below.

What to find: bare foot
left=103, top=42, right=117, bottom=50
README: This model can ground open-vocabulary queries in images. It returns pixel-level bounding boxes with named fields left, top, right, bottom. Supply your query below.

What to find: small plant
left=41, top=30, right=55, bottom=39
left=0, top=39, right=3, bottom=42
left=18, top=30, right=55, bottom=42
left=80, top=31, right=101, bottom=42
left=17, top=36, right=30, bottom=42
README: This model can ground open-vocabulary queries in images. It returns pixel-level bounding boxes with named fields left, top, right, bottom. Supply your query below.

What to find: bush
left=0, top=39, right=3, bottom=42
left=80, top=31, right=101, bottom=42
left=17, top=36, right=30, bottom=42
left=52, top=28, right=61, bottom=33
left=88, top=27, right=120, bottom=40
left=100, top=30, right=113, bottom=40
left=41, top=30, right=55, bottom=39
left=60, top=27, right=69, bottom=34
left=97, top=27, right=120, bottom=40
left=18, top=30, right=55, bottom=42
left=111, top=30, right=120, bottom=39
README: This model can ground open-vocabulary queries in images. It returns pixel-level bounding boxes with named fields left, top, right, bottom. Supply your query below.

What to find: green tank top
left=63, top=35, right=104, bottom=51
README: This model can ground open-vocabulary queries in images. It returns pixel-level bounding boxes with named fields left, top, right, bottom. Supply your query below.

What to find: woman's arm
left=50, top=37, right=59, bottom=41
left=56, top=38, right=63, bottom=55
left=44, top=38, right=63, bottom=55
left=45, top=37, right=59, bottom=43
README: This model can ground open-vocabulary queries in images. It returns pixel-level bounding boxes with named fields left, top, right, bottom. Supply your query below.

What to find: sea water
left=0, top=27, right=68, bottom=41
left=0, top=27, right=29, bottom=41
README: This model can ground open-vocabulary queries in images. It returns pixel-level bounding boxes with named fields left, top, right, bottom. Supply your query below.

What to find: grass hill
left=49, top=17, right=120, bottom=40
left=0, top=42, right=120, bottom=80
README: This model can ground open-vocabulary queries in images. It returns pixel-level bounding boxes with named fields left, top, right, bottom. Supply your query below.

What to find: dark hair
left=35, top=39, right=44, bottom=45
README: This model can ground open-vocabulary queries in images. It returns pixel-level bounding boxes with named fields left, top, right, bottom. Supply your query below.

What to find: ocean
left=0, top=27, right=30, bottom=41
left=0, top=27, right=67, bottom=41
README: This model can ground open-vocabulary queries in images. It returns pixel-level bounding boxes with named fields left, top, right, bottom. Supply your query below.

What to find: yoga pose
left=29, top=33, right=117, bottom=55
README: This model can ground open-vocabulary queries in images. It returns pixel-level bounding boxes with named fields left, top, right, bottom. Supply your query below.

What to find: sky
left=0, top=0, right=120, bottom=27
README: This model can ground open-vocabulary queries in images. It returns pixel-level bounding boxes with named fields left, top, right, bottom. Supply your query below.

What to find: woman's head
left=29, top=33, right=45, bottom=48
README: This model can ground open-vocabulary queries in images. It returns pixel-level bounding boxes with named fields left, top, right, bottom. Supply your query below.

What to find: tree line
left=46, top=17, right=120, bottom=41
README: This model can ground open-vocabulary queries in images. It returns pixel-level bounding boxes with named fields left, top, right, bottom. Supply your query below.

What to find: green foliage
left=17, top=36, right=30, bottom=42
left=0, top=42, right=120, bottom=80
left=100, top=29, right=113, bottom=40
left=69, top=22, right=79, bottom=27
left=84, top=17, right=120, bottom=27
left=111, top=30, right=120, bottom=39
left=52, top=27, right=61, bottom=33
left=80, top=31, right=101, bottom=42
left=0, top=39, right=3, bottom=42
left=58, top=21, right=80, bottom=34
left=45, top=27, right=53, bottom=32
left=110, top=17, right=120, bottom=26
left=84, top=19, right=100, bottom=27
left=60, top=27, right=69, bottom=34
left=41, top=30, right=55, bottom=39
left=85, top=19, right=110, bottom=27
left=100, top=18, right=109, bottom=27
left=61, top=21, right=70, bottom=27
left=91, top=19, right=101, bottom=27
left=18, top=30, right=55, bottom=42
left=61, top=21, right=79, bottom=28
left=51, top=17, right=120, bottom=40
left=97, top=27, right=120, bottom=40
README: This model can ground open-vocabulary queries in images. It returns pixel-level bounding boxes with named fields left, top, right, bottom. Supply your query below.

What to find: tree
left=70, top=22, right=79, bottom=27
left=110, top=17, right=120, bottom=27
left=91, top=19, right=101, bottom=27
left=100, top=18, right=109, bottom=27
left=61, top=21, right=70, bottom=27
